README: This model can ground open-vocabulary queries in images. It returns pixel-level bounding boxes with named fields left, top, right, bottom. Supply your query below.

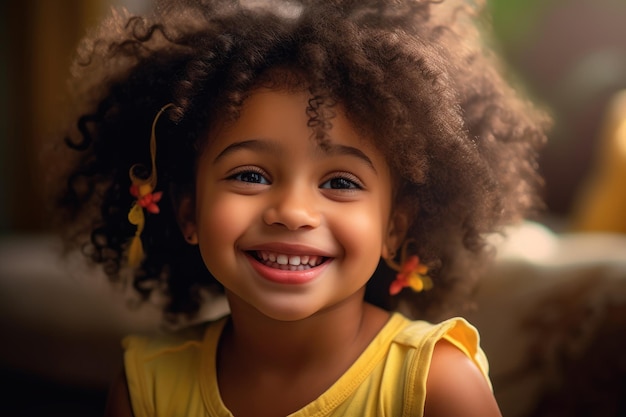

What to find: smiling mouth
left=250, top=250, right=328, bottom=271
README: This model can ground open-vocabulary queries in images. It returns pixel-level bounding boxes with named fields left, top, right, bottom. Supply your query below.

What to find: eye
left=229, top=168, right=270, bottom=185
left=320, top=174, right=363, bottom=190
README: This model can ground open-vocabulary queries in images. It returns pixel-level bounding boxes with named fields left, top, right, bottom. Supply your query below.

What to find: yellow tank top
left=123, top=312, right=490, bottom=416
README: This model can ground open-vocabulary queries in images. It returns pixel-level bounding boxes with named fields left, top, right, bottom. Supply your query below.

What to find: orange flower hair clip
left=126, top=103, right=174, bottom=268
left=384, top=240, right=433, bottom=295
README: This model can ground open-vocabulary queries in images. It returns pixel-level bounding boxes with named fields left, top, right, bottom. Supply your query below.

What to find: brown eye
left=320, top=176, right=361, bottom=190
left=229, top=170, right=270, bottom=184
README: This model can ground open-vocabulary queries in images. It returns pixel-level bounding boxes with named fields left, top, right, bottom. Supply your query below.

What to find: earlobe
left=382, top=210, right=409, bottom=260
left=176, top=193, right=199, bottom=245
left=184, top=229, right=199, bottom=245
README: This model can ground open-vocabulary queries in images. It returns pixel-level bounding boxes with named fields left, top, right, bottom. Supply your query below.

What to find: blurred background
left=1, top=0, right=625, bottom=416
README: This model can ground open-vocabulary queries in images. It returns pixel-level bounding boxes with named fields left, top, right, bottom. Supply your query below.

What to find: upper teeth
left=259, top=251, right=321, bottom=267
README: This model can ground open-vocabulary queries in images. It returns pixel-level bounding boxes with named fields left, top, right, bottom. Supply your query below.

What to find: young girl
left=54, top=0, right=547, bottom=415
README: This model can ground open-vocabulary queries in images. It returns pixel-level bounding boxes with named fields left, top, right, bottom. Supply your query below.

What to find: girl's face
left=186, top=88, right=398, bottom=321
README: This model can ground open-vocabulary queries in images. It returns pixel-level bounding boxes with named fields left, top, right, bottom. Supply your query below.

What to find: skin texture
left=425, top=340, right=502, bottom=416
left=104, top=89, right=502, bottom=416
left=185, top=88, right=397, bottom=322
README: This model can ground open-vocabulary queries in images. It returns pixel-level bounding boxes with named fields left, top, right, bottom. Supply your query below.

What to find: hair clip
left=126, top=103, right=174, bottom=268
left=384, top=239, right=433, bottom=295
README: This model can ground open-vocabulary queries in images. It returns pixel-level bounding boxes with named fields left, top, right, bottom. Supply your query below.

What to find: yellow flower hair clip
left=385, top=240, right=433, bottom=295
left=126, top=103, right=174, bottom=268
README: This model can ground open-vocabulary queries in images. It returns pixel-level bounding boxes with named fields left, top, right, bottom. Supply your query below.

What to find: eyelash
left=227, top=168, right=364, bottom=190
left=227, top=167, right=271, bottom=185
left=320, top=173, right=363, bottom=190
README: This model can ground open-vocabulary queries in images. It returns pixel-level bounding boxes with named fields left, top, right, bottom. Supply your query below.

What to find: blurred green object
left=487, top=0, right=556, bottom=51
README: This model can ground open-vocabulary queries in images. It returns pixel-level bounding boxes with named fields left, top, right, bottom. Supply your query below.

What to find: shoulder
left=388, top=315, right=500, bottom=416
left=424, top=339, right=502, bottom=417
left=124, top=320, right=210, bottom=347
left=122, top=318, right=226, bottom=382
left=123, top=316, right=225, bottom=358
left=393, top=315, right=484, bottom=366
left=104, top=368, right=134, bottom=417
left=118, top=317, right=228, bottom=416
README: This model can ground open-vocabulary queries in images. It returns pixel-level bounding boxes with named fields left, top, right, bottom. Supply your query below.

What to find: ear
left=382, top=209, right=409, bottom=260
left=175, top=192, right=198, bottom=245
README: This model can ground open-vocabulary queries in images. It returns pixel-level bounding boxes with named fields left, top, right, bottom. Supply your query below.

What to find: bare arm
left=424, top=339, right=502, bottom=417
left=103, top=368, right=135, bottom=417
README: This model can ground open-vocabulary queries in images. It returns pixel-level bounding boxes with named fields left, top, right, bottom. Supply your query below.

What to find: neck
left=215, top=291, right=391, bottom=416
left=220, top=290, right=389, bottom=371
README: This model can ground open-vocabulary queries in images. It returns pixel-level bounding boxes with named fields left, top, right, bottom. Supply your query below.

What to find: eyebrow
left=212, top=138, right=377, bottom=174
left=212, top=139, right=280, bottom=164
left=322, top=143, right=377, bottom=174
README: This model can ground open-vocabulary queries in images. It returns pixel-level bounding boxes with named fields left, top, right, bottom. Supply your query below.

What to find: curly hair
left=53, top=0, right=548, bottom=324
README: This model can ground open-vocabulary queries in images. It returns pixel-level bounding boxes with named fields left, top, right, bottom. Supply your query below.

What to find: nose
left=262, top=185, right=322, bottom=230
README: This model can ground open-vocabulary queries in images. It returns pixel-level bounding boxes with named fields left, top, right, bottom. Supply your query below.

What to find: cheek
left=333, top=204, right=388, bottom=270
left=195, top=194, right=249, bottom=263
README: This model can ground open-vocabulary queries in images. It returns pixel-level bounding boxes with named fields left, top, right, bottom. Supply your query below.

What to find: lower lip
left=246, top=253, right=330, bottom=285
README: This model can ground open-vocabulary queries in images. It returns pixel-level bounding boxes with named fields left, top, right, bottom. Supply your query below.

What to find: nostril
left=262, top=205, right=321, bottom=230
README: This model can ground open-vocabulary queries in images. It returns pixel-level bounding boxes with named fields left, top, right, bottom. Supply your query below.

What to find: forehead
left=197, top=86, right=396, bottom=196
left=206, top=87, right=381, bottom=158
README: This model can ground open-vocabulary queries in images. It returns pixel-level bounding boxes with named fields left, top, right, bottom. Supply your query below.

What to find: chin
left=253, top=303, right=323, bottom=322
